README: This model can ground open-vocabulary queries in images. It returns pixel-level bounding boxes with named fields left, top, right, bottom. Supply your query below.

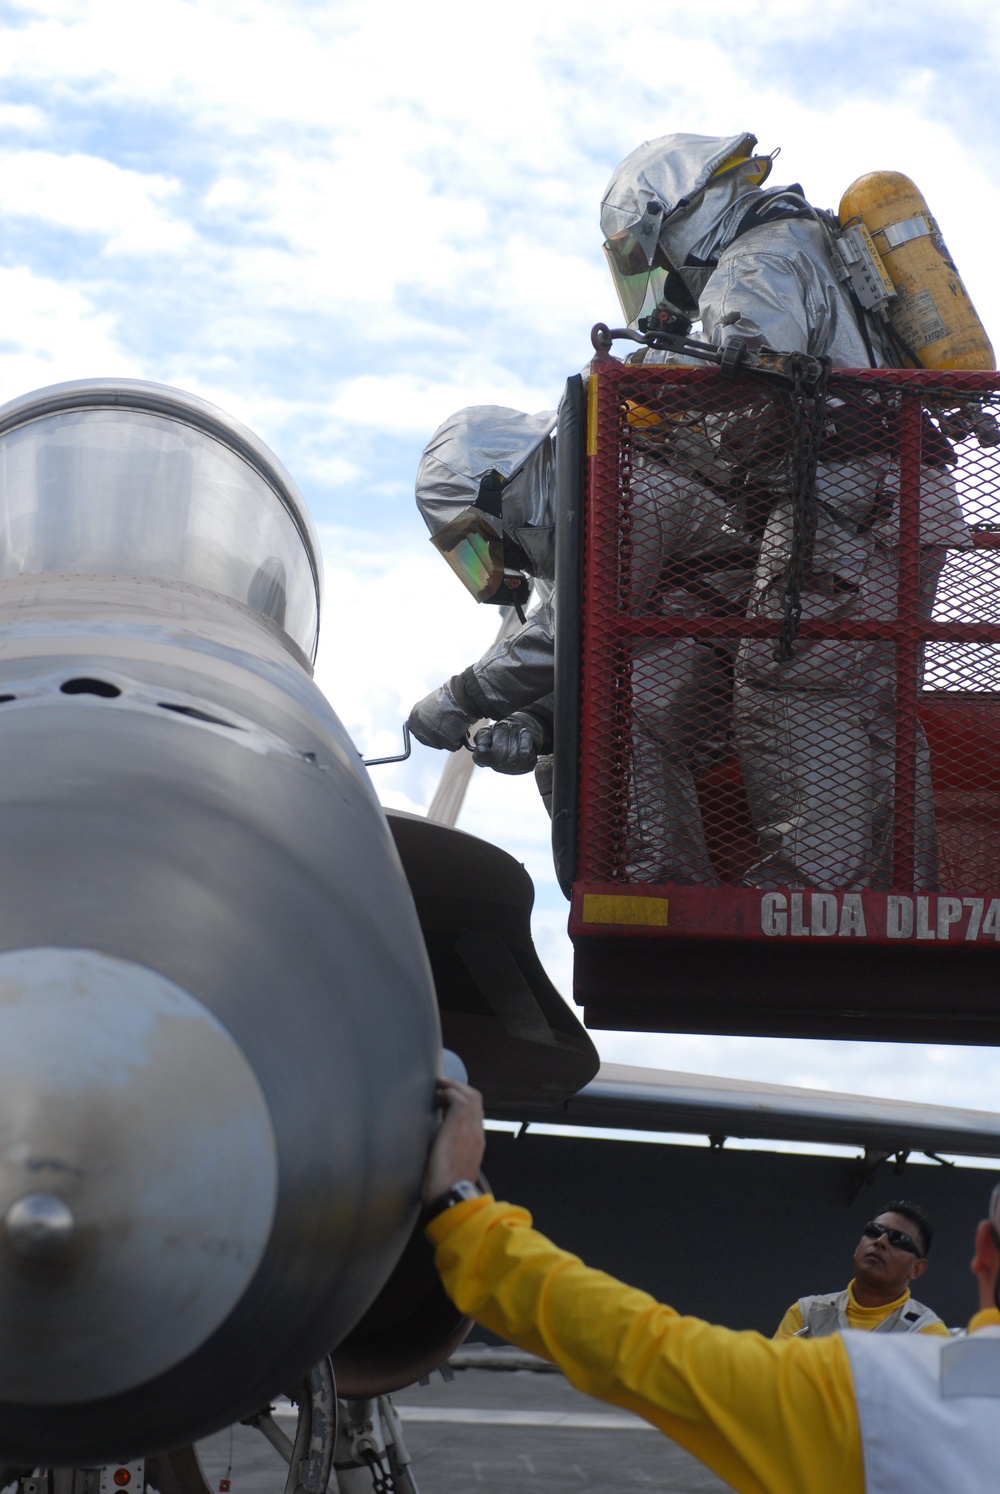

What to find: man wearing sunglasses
left=423, top=1077, right=1000, bottom=1494
left=773, top=1204, right=947, bottom=1340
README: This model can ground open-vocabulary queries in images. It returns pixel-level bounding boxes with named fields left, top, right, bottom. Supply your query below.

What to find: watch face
left=427, top=1180, right=482, bottom=1219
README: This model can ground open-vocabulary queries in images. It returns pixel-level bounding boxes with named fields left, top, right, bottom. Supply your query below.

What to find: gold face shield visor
left=603, top=200, right=673, bottom=327
left=603, top=152, right=776, bottom=327
left=430, top=508, right=506, bottom=603
left=603, top=250, right=672, bottom=328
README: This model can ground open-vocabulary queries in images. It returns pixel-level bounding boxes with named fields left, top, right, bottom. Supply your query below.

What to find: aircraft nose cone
left=5, top=1193, right=75, bottom=1258
left=0, top=947, right=278, bottom=1406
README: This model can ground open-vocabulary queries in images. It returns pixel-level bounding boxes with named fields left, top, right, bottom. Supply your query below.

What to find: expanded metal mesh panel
left=576, top=364, right=1000, bottom=937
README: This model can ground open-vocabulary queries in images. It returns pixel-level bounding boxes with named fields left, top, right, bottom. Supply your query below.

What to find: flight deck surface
left=195, top=1365, right=732, bottom=1493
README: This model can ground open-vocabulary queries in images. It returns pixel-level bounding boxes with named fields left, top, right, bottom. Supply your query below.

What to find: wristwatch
left=424, top=1179, right=484, bottom=1221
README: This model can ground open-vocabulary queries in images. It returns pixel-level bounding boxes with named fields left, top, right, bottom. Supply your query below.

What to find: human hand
left=421, top=1078, right=486, bottom=1206
left=471, top=711, right=549, bottom=773
left=407, top=683, right=477, bottom=751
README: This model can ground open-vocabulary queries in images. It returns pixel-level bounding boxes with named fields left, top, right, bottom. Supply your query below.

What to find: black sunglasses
left=861, top=1221, right=922, bottom=1257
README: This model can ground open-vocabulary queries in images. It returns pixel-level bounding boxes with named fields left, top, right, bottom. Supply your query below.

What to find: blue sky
left=2, top=0, right=1000, bottom=1118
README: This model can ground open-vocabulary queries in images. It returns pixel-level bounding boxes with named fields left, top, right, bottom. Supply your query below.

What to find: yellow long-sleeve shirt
left=428, top=1194, right=1000, bottom=1494
left=773, top=1281, right=950, bottom=1339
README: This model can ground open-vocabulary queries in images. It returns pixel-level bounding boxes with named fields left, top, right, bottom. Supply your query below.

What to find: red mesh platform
left=569, top=362, right=1000, bottom=1039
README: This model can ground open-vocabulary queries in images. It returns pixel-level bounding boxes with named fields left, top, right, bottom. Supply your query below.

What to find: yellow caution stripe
left=581, top=893, right=669, bottom=927
left=586, top=371, right=599, bottom=457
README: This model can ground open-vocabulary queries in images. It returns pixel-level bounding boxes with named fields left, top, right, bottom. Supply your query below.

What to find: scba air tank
left=839, top=171, right=995, bottom=370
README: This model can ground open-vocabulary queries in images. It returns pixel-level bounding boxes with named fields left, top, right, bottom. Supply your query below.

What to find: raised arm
left=423, top=1080, right=864, bottom=1494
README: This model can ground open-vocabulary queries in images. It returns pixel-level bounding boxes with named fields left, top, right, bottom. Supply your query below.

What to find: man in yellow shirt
left=422, top=1078, right=1000, bottom=1494
left=773, top=1203, right=948, bottom=1339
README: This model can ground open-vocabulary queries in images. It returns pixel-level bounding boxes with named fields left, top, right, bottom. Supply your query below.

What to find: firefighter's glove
left=407, top=680, right=478, bottom=752
left=472, top=711, right=552, bottom=775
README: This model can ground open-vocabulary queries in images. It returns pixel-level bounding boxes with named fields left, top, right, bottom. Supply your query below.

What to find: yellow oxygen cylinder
left=839, top=171, right=994, bottom=370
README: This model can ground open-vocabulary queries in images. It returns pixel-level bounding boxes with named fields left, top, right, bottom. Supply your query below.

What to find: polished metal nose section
left=0, top=947, right=278, bottom=1405
left=4, top=1193, right=75, bottom=1258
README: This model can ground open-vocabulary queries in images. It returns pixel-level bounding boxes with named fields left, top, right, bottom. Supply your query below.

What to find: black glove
left=471, top=711, right=552, bottom=774
left=407, top=682, right=477, bottom=751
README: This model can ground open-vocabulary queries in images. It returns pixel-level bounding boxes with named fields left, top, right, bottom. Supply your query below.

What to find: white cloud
left=0, top=266, right=140, bottom=400
left=298, top=454, right=361, bottom=488
left=0, top=103, right=46, bottom=132
left=5, top=2, right=996, bottom=401
left=0, top=151, right=190, bottom=254
left=327, top=372, right=559, bottom=435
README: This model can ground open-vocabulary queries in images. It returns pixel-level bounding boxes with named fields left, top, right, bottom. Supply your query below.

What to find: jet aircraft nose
left=0, top=379, right=442, bottom=1462
left=0, top=947, right=277, bottom=1407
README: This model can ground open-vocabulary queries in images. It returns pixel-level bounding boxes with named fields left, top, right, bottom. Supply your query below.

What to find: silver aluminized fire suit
left=406, top=406, right=559, bottom=805
left=602, top=132, right=970, bottom=890
left=622, top=419, right=754, bottom=882
left=407, top=402, right=751, bottom=880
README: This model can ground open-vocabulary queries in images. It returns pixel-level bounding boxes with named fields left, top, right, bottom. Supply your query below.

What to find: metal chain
left=773, top=353, right=830, bottom=660
left=361, top=1449, right=396, bottom=1494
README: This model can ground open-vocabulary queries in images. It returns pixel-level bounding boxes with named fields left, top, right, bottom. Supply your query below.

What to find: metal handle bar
left=363, top=723, right=412, bottom=767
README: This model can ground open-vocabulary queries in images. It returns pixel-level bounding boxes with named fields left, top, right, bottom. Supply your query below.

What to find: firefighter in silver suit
left=406, top=402, right=750, bottom=881
left=601, top=131, right=969, bottom=889
left=405, top=405, right=559, bottom=809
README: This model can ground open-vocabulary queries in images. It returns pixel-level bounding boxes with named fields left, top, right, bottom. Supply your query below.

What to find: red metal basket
left=564, top=363, right=1000, bottom=1040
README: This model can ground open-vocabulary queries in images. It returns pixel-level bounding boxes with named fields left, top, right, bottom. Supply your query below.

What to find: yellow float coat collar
left=774, top=1279, right=948, bottom=1339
